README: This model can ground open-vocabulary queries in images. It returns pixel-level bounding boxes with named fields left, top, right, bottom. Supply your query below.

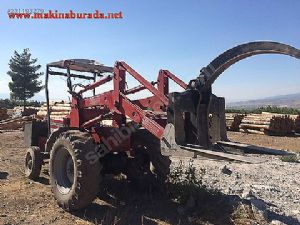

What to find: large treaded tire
left=25, top=146, right=43, bottom=180
left=49, top=130, right=102, bottom=211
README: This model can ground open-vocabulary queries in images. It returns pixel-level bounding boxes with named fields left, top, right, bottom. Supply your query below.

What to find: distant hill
left=227, top=93, right=300, bottom=109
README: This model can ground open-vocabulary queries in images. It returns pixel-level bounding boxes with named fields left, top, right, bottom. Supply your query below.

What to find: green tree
left=7, top=49, right=43, bottom=110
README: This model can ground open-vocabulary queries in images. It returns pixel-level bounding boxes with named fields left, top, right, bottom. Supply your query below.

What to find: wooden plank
left=242, top=120, right=271, bottom=125
left=239, top=129, right=266, bottom=135
left=240, top=123, right=269, bottom=129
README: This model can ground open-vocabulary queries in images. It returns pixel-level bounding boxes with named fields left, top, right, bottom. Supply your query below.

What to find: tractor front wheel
left=49, top=130, right=102, bottom=211
left=25, top=146, right=43, bottom=180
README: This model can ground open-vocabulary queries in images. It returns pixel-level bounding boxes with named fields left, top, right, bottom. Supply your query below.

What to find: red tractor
left=24, top=41, right=300, bottom=211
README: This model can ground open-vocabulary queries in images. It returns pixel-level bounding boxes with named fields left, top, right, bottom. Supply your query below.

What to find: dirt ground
left=0, top=131, right=298, bottom=225
left=228, top=131, right=300, bottom=153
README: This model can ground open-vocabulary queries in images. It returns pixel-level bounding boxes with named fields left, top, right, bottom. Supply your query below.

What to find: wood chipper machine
left=23, top=41, right=300, bottom=211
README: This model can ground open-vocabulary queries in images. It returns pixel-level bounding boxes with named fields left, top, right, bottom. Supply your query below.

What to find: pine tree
left=7, top=49, right=43, bottom=110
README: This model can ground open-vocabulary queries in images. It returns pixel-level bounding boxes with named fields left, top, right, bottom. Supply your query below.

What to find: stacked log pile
left=0, top=108, right=9, bottom=121
left=12, top=106, right=23, bottom=118
left=226, top=113, right=244, bottom=131
left=6, top=109, right=14, bottom=117
left=23, top=107, right=39, bottom=116
left=37, top=102, right=71, bottom=120
left=12, top=106, right=39, bottom=118
left=239, top=113, right=294, bottom=135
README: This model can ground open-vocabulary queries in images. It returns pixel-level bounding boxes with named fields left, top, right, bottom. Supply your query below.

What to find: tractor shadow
left=71, top=177, right=300, bottom=225
left=35, top=176, right=50, bottom=185
left=0, top=171, right=9, bottom=180
left=33, top=169, right=51, bottom=185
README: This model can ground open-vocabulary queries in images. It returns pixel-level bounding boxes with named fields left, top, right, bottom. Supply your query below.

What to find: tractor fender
left=45, top=127, right=78, bottom=153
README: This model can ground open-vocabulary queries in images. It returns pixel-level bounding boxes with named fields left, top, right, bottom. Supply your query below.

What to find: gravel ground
left=172, top=155, right=300, bottom=225
left=1, top=131, right=299, bottom=224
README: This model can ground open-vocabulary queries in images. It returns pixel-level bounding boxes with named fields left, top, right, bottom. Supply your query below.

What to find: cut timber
left=262, top=112, right=298, bottom=119
left=36, top=101, right=71, bottom=120
left=0, top=129, right=21, bottom=132
left=0, top=116, right=32, bottom=125
left=218, top=141, right=293, bottom=156
left=241, top=120, right=270, bottom=125
left=239, top=129, right=265, bottom=135
left=49, top=116, right=69, bottom=120
left=0, top=116, right=33, bottom=130
left=240, top=123, right=270, bottom=129
left=239, top=113, right=295, bottom=136
left=37, top=111, right=69, bottom=116
left=39, top=107, right=70, bottom=112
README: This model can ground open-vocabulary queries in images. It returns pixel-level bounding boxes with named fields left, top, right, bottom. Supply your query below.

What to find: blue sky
left=0, top=0, right=300, bottom=102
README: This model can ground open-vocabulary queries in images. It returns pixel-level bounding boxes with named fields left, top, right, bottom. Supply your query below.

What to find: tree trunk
left=23, top=99, right=26, bottom=111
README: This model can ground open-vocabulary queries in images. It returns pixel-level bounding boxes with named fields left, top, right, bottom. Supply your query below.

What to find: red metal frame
left=64, top=61, right=187, bottom=151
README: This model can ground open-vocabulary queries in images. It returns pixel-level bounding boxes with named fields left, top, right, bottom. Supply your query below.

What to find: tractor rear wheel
left=49, top=130, right=102, bottom=211
left=25, top=146, right=43, bottom=180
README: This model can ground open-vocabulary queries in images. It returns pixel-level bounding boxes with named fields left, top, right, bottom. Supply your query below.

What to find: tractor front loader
left=24, top=41, right=300, bottom=211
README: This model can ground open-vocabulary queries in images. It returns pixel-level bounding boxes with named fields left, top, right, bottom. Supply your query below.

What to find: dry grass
left=228, top=131, right=300, bottom=153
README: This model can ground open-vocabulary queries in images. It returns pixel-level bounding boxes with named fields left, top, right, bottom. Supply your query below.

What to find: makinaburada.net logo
left=8, top=10, right=123, bottom=19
